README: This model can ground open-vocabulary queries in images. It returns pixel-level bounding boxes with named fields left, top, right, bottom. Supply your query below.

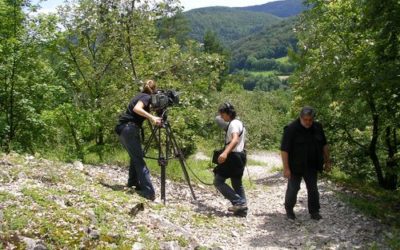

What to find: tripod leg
left=160, top=162, right=166, bottom=204
left=165, top=124, right=197, bottom=200
left=142, top=124, right=159, bottom=156
left=157, top=128, right=167, bottom=204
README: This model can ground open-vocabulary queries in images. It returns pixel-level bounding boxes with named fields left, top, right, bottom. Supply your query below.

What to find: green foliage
left=184, top=7, right=281, bottom=46
left=328, top=168, right=400, bottom=228
left=203, top=89, right=292, bottom=150
left=230, top=18, right=298, bottom=72
left=156, top=2, right=190, bottom=46
left=235, top=71, right=289, bottom=91
left=0, top=0, right=291, bottom=164
left=183, top=7, right=298, bottom=76
left=0, top=0, right=228, bottom=161
left=203, top=30, right=225, bottom=55
left=239, top=0, right=307, bottom=18
left=0, top=0, right=61, bottom=153
left=293, top=0, right=400, bottom=189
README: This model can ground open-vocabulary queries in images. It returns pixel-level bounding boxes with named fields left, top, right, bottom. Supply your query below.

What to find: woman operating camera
left=115, top=80, right=162, bottom=201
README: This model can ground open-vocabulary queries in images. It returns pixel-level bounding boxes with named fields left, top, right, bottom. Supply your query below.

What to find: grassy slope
left=0, top=153, right=242, bottom=249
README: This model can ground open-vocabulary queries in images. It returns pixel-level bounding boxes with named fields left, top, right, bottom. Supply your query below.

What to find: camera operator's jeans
left=119, top=123, right=155, bottom=199
left=213, top=174, right=246, bottom=206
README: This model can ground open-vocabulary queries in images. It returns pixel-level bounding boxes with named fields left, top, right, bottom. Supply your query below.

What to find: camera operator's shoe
left=127, top=181, right=142, bottom=191
left=127, top=181, right=138, bottom=188
left=310, top=212, right=322, bottom=220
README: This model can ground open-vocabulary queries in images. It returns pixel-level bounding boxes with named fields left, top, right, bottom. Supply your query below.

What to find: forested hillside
left=230, top=17, right=298, bottom=71
left=238, top=0, right=307, bottom=17
left=184, top=0, right=301, bottom=92
left=184, top=7, right=281, bottom=46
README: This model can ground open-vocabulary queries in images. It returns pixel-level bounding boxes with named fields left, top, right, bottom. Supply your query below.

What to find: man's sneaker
left=310, top=213, right=322, bottom=220
left=286, top=209, right=296, bottom=220
left=228, top=204, right=247, bottom=213
left=234, top=209, right=248, bottom=217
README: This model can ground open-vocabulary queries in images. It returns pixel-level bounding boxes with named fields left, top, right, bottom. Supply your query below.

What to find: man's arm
left=281, top=151, right=291, bottom=179
left=323, top=144, right=331, bottom=172
left=280, top=125, right=292, bottom=179
left=217, top=132, right=239, bottom=164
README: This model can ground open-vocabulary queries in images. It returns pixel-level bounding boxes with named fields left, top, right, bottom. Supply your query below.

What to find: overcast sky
left=36, top=0, right=277, bottom=13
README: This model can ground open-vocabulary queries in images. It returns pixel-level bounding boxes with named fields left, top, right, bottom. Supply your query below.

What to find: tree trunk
left=62, top=110, right=84, bottom=160
left=368, top=99, right=385, bottom=187
left=384, top=126, right=398, bottom=190
left=5, top=1, right=20, bottom=153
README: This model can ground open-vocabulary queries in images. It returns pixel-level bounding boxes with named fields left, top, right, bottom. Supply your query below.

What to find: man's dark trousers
left=284, top=169, right=320, bottom=214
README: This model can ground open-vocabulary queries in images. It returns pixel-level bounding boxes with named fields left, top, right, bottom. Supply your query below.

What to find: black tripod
left=142, top=110, right=196, bottom=204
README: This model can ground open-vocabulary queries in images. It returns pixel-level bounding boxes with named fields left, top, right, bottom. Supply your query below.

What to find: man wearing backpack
left=213, top=102, right=247, bottom=216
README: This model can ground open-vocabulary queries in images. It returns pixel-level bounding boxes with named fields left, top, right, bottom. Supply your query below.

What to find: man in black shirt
left=280, top=106, right=331, bottom=220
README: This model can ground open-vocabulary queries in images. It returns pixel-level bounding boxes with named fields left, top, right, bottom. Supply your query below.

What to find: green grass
left=247, top=70, right=278, bottom=77
left=325, top=167, right=400, bottom=248
left=3, top=205, right=35, bottom=231
left=246, top=158, right=266, bottom=166
left=0, top=191, right=14, bottom=202
left=269, top=165, right=283, bottom=173
left=276, top=56, right=289, bottom=63
left=163, top=233, right=189, bottom=247
left=326, top=167, right=400, bottom=228
left=96, top=147, right=258, bottom=191
left=22, top=188, right=56, bottom=207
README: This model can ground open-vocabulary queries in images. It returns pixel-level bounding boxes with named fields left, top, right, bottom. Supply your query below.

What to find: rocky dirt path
left=179, top=151, right=390, bottom=249
left=0, top=152, right=392, bottom=249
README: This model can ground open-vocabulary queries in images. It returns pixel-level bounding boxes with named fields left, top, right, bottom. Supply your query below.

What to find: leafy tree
left=0, top=0, right=60, bottom=153
left=293, top=0, right=400, bottom=189
left=203, top=30, right=225, bottom=55
left=156, top=1, right=190, bottom=46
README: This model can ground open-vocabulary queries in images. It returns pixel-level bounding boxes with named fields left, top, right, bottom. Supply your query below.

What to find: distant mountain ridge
left=183, top=0, right=304, bottom=74
left=230, top=17, right=298, bottom=70
left=183, top=0, right=306, bottom=46
left=237, top=0, right=307, bottom=18
left=184, top=7, right=282, bottom=46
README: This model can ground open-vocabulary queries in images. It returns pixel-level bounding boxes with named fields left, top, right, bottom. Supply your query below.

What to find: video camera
left=151, top=89, right=179, bottom=111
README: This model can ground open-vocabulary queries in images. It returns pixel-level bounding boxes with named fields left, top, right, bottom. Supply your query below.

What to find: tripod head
left=155, top=108, right=169, bottom=125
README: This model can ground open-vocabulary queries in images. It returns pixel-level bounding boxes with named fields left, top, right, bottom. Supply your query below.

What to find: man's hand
left=283, top=167, right=291, bottom=179
left=281, top=151, right=291, bottom=179
left=324, top=161, right=332, bottom=173
left=217, top=152, right=228, bottom=164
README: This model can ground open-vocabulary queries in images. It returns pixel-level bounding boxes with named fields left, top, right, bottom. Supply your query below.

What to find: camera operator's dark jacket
left=280, top=119, right=327, bottom=174
left=115, top=93, right=151, bottom=135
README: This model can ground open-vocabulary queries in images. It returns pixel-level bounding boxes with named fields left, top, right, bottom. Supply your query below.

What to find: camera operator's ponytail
left=142, top=80, right=156, bottom=94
